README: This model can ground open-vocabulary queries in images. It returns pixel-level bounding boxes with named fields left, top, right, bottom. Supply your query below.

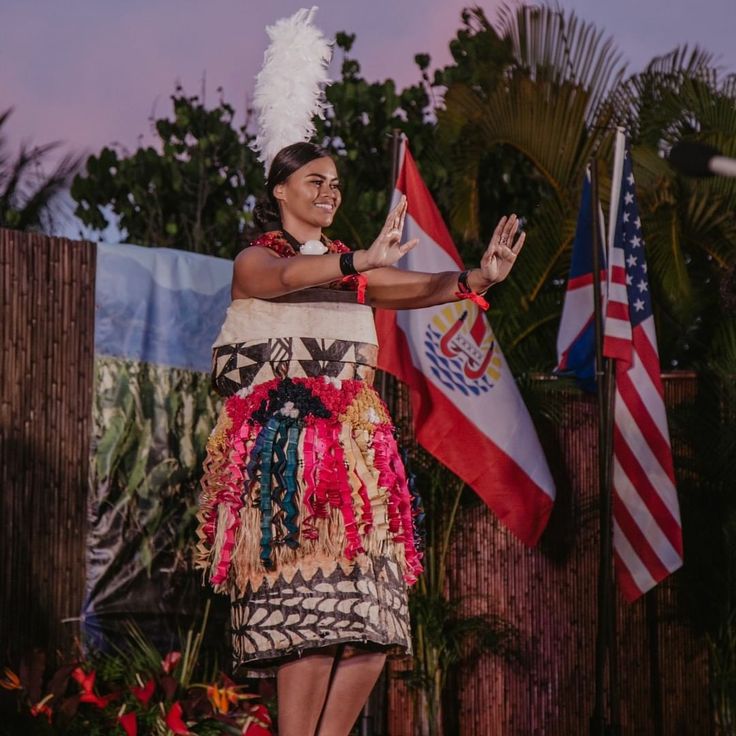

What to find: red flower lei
left=251, top=230, right=350, bottom=257
left=250, top=231, right=366, bottom=299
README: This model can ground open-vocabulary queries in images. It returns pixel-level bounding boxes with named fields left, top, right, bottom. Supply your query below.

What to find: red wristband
left=455, top=270, right=489, bottom=310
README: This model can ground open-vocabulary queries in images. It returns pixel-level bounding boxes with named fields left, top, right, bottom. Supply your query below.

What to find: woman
left=196, top=142, right=524, bottom=736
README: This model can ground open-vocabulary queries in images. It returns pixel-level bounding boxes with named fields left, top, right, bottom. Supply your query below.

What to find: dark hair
left=252, top=141, right=333, bottom=231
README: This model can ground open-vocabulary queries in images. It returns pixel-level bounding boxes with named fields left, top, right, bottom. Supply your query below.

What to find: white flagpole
left=607, top=129, right=627, bottom=289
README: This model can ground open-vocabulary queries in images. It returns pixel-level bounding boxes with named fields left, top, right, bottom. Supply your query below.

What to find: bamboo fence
left=0, top=229, right=95, bottom=666
left=386, top=375, right=710, bottom=736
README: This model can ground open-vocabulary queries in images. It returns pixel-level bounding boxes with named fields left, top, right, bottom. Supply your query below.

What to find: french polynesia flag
left=375, top=140, right=555, bottom=546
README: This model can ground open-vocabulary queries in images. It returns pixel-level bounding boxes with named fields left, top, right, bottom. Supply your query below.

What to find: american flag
left=603, top=141, right=683, bottom=602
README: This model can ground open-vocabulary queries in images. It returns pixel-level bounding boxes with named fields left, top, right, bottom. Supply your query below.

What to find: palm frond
left=441, top=3, right=625, bottom=240
left=613, top=45, right=716, bottom=143
left=498, top=3, right=626, bottom=126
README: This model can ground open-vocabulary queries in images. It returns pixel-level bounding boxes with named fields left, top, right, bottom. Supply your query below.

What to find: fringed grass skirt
left=195, top=376, right=422, bottom=669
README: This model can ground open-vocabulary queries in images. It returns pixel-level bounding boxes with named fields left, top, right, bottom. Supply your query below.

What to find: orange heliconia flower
left=206, top=683, right=254, bottom=715
left=0, top=668, right=21, bottom=690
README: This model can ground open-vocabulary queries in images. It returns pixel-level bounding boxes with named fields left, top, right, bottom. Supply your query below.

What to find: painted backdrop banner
left=82, top=243, right=231, bottom=649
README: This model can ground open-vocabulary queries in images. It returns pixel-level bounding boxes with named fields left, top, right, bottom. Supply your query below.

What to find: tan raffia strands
left=383, top=373, right=710, bottom=736
left=194, top=390, right=407, bottom=595
left=0, top=229, right=95, bottom=667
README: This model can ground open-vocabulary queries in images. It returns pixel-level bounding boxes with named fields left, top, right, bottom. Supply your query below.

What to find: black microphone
left=668, top=141, right=736, bottom=178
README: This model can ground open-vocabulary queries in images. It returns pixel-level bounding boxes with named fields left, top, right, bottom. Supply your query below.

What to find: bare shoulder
left=232, top=245, right=282, bottom=298
left=234, top=244, right=282, bottom=272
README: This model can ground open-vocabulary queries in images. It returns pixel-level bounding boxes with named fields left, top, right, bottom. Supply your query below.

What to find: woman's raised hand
left=363, top=196, right=418, bottom=269
left=479, top=214, right=526, bottom=286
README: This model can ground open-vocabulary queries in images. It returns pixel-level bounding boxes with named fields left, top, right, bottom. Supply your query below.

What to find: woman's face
left=273, top=156, right=341, bottom=230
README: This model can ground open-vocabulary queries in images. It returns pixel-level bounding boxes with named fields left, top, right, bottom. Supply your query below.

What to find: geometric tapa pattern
left=212, top=337, right=378, bottom=396
left=230, top=555, right=411, bottom=671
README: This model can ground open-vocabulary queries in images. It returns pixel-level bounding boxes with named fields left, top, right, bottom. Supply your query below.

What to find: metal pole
left=590, top=158, right=615, bottom=736
left=377, top=130, right=404, bottom=406
left=604, top=352, right=619, bottom=735
left=389, top=128, right=402, bottom=195
left=359, top=130, right=405, bottom=736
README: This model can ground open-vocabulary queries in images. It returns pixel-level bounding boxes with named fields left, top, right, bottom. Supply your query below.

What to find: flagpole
left=605, top=130, right=629, bottom=736
left=589, top=156, right=618, bottom=736
left=389, top=129, right=402, bottom=193
left=361, top=129, right=405, bottom=736
left=377, top=130, right=404, bottom=407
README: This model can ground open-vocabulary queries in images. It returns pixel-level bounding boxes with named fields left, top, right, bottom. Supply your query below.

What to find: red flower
left=244, top=723, right=272, bottom=736
left=131, top=678, right=155, bottom=705
left=79, top=690, right=117, bottom=709
left=243, top=703, right=273, bottom=735
left=72, top=667, right=116, bottom=709
left=161, top=651, right=182, bottom=674
left=30, top=695, right=53, bottom=723
left=118, top=711, right=138, bottom=736
left=71, top=666, right=96, bottom=693
left=165, top=701, right=192, bottom=735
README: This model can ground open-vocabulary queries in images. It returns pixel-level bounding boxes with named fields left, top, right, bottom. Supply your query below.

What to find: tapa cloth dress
left=195, top=232, right=423, bottom=670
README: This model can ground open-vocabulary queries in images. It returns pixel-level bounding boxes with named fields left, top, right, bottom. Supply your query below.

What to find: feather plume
left=251, top=7, right=332, bottom=173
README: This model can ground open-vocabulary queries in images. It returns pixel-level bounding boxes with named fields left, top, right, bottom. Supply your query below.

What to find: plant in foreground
left=0, top=604, right=272, bottom=735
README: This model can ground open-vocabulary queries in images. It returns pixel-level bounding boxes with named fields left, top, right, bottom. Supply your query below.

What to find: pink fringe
left=198, top=377, right=423, bottom=586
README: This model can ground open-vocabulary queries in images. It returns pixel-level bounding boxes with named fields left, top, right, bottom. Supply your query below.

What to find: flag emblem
left=424, top=301, right=501, bottom=395
left=376, top=138, right=555, bottom=546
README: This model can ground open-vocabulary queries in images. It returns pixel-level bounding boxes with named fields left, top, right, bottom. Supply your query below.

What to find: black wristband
left=457, top=269, right=472, bottom=293
left=457, top=268, right=489, bottom=295
left=339, top=252, right=360, bottom=276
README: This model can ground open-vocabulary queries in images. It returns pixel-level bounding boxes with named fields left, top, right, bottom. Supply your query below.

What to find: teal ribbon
left=281, top=422, right=301, bottom=548
left=256, top=417, right=280, bottom=568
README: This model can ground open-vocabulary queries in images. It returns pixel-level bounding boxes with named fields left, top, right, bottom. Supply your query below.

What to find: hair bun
left=253, top=199, right=281, bottom=232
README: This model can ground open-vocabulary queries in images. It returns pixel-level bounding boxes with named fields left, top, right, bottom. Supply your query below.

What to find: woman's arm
left=365, top=214, right=525, bottom=309
left=232, top=197, right=418, bottom=299
left=364, top=266, right=489, bottom=309
left=232, top=200, right=525, bottom=305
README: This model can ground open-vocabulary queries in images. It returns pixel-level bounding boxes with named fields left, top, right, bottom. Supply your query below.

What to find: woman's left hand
left=479, top=214, right=526, bottom=286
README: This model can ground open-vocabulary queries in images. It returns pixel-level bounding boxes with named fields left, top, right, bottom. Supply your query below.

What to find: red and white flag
left=375, top=140, right=555, bottom=545
left=603, top=130, right=683, bottom=601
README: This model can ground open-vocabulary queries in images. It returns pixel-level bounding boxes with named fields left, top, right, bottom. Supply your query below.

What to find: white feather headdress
left=251, top=7, right=332, bottom=173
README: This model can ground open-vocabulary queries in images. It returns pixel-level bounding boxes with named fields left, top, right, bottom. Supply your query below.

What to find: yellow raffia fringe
left=200, top=385, right=411, bottom=595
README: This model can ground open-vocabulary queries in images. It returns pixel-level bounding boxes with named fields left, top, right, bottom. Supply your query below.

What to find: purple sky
left=1, top=0, right=734, bottom=201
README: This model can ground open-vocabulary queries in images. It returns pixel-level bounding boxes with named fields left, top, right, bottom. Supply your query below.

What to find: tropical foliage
left=72, top=90, right=262, bottom=258
left=91, top=356, right=219, bottom=570
left=671, top=320, right=736, bottom=734
left=0, top=604, right=272, bottom=735
left=0, top=107, right=80, bottom=233
left=437, top=5, right=736, bottom=374
left=313, top=32, right=437, bottom=250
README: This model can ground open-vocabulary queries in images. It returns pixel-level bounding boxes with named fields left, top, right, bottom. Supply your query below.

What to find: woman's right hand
left=357, top=196, right=419, bottom=270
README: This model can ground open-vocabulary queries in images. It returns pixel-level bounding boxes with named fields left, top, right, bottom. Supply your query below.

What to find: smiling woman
left=194, top=138, right=525, bottom=736
left=190, top=8, right=527, bottom=736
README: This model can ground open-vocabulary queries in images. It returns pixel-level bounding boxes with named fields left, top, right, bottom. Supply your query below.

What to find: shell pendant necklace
left=282, top=229, right=328, bottom=255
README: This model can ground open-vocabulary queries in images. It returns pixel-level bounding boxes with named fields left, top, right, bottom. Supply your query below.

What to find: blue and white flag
left=555, top=172, right=606, bottom=392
